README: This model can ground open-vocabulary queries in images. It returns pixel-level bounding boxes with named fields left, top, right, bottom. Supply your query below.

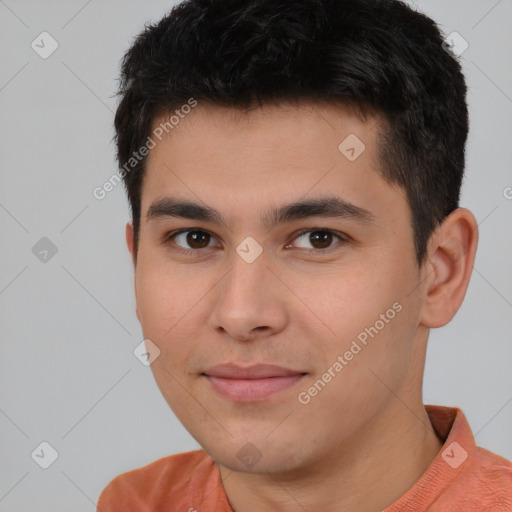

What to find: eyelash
left=162, top=228, right=349, bottom=255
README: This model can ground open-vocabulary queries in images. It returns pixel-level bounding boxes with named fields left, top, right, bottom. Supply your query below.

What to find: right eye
left=163, top=229, right=222, bottom=253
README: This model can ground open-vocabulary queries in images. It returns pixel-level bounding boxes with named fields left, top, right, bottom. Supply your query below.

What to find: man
left=97, top=0, right=512, bottom=510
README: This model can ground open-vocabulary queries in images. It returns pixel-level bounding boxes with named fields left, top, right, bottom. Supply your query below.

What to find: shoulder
left=449, top=445, right=512, bottom=509
left=472, top=445, right=512, bottom=488
left=97, top=450, right=216, bottom=511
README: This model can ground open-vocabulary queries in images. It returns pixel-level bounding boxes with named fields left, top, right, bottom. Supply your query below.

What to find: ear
left=125, top=222, right=141, bottom=322
left=419, top=208, right=478, bottom=328
left=126, top=222, right=137, bottom=267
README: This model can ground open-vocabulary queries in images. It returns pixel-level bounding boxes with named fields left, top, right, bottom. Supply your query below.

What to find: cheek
left=135, top=268, right=174, bottom=334
left=134, top=254, right=218, bottom=368
left=135, top=244, right=195, bottom=324
left=308, top=257, right=419, bottom=368
left=305, top=266, right=386, bottom=337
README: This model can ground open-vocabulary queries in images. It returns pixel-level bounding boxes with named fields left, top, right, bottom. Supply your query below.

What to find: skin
left=126, top=101, right=478, bottom=512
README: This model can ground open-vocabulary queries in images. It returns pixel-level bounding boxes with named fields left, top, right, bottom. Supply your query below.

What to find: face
left=128, top=101, right=429, bottom=475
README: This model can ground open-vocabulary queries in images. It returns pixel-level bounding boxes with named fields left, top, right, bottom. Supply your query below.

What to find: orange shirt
left=97, top=406, right=512, bottom=511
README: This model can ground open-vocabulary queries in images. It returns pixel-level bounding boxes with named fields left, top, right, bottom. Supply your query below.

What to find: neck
left=219, top=402, right=443, bottom=512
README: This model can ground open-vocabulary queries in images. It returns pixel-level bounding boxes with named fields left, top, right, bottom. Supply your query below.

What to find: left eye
left=287, top=229, right=344, bottom=250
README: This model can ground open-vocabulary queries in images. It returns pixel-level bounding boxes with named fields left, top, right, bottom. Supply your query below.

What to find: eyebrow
left=146, top=195, right=374, bottom=229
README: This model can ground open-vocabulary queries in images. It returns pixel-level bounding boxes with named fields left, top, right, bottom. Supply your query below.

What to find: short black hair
left=113, top=0, right=468, bottom=263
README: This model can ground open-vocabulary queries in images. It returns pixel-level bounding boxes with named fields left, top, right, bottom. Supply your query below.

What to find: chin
left=201, top=433, right=310, bottom=476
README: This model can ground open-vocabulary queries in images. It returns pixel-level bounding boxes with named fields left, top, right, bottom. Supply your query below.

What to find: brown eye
left=290, top=229, right=344, bottom=251
left=308, top=230, right=333, bottom=249
left=172, top=230, right=216, bottom=250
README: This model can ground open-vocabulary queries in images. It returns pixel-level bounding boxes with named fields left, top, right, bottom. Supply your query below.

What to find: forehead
left=145, top=101, right=383, bottom=181
left=150, top=100, right=380, bottom=151
left=140, top=101, right=407, bottom=230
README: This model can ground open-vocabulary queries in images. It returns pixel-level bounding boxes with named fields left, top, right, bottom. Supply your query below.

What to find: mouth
left=202, top=363, right=307, bottom=402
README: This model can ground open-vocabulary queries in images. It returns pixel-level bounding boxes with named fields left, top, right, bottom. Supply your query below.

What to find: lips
left=202, top=363, right=306, bottom=402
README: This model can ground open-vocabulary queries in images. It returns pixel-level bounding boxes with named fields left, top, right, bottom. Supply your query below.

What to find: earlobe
left=419, top=208, right=478, bottom=328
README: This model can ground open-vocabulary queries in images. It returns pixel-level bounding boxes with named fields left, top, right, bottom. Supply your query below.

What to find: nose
left=207, top=246, right=288, bottom=342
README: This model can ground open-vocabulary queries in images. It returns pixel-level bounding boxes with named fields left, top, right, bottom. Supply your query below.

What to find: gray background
left=0, top=0, right=511, bottom=510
